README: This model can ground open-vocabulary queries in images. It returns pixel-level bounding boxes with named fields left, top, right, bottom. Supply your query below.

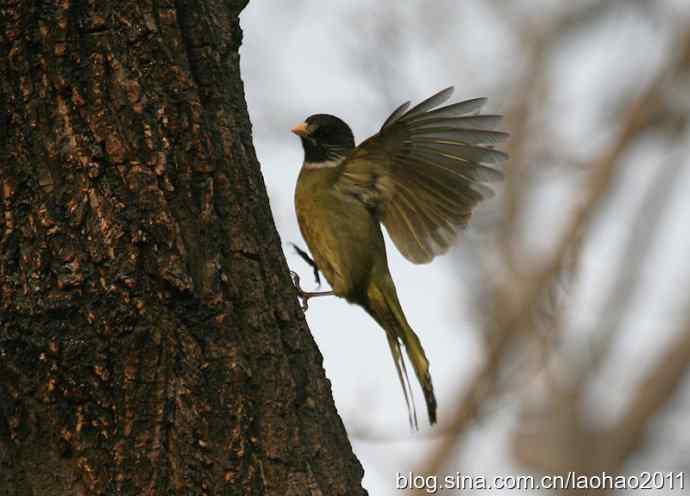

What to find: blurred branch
left=512, top=147, right=689, bottom=479
left=608, top=311, right=690, bottom=469
left=493, top=0, right=629, bottom=268
left=414, top=25, right=690, bottom=491
left=515, top=25, right=690, bottom=495
left=499, top=18, right=550, bottom=269
left=514, top=25, right=690, bottom=496
left=584, top=148, right=688, bottom=381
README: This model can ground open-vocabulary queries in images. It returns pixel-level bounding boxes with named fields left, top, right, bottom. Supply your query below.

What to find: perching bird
left=291, top=87, right=508, bottom=428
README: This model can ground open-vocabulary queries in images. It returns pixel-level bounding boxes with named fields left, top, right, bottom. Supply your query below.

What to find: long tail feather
left=398, top=322, right=437, bottom=425
left=385, top=333, right=419, bottom=430
left=366, top=276, right=437, bottom=426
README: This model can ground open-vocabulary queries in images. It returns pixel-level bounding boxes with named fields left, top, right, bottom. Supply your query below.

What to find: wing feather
left=413, top=97, right=487, bottom=119
left=413, top=115, right=504, bottom=129
left=380, top=101, right=411, bottom=129
left=335, top=87, right=509, bottom=263
left=408, top=127, right=509, bottom=145
left=399, top=86, right=454, bottom=120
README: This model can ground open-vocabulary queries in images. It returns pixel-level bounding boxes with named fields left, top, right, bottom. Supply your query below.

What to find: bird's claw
left=290, top=271, right=310, bottom=311
left=290, top=270, right=334, bottom=312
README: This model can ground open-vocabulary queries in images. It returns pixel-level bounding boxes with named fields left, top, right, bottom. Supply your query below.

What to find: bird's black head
left=292, top=114, right=355, bottom=164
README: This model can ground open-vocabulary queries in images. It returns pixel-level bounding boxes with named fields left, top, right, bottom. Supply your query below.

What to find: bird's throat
left=302, top=157, right=345, bottom=170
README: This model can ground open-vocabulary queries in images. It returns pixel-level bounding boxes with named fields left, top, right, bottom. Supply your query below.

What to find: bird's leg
left=291, top=243, right=321, bottom=285
left=290, top=271, right=334, bottom=311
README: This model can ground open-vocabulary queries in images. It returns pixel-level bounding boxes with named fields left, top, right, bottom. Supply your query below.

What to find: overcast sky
left=239, top=2, right=690, bottom=494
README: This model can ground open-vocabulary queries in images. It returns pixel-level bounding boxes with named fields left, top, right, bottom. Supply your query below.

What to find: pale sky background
left=239, top=2, right=690, bottom=494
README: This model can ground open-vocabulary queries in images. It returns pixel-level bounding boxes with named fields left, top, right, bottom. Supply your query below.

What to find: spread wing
left=334, top=87, right=508, bottom=264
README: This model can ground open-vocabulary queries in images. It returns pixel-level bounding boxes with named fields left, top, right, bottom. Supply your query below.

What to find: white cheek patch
left=303, top=157, right=345, bottom=170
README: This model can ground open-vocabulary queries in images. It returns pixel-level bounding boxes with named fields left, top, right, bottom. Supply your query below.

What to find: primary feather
left=336, top=87, right=508, bottom=263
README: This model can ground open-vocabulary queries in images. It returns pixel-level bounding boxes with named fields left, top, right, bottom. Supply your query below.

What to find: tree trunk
left=0, top=1, right=366, bottom=494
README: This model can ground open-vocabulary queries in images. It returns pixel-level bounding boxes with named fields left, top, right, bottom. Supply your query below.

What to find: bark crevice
left=0, top=1, right=366, bottom=494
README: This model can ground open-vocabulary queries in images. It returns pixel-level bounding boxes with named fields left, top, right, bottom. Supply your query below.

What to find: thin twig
left=414, top=26, right=690, bottom=489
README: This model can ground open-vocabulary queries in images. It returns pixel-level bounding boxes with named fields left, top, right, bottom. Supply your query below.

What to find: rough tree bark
left=0, top=1, right=366, bottom=494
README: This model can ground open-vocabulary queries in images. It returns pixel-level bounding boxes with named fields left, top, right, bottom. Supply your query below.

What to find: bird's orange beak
left=291, top=122, right=309, bottom=137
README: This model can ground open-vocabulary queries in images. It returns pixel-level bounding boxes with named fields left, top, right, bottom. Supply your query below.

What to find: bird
left=290, top=87, right=508, bottom=428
